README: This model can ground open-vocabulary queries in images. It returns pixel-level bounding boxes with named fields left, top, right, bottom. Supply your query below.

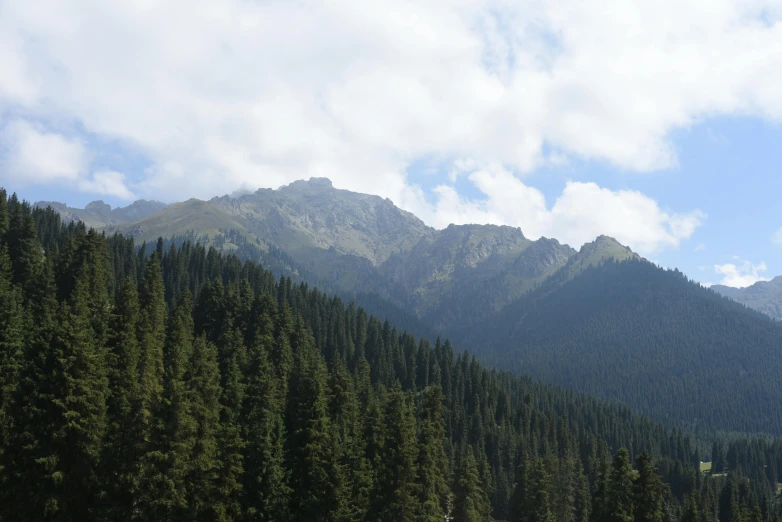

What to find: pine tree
left=372, top=382, right=420, bottom=522
left=605, top=449, right=635, bottom=522
left=286, top=322, right=343, bottom=521
left=530, top=457, right=554, bottom=522
left=101, top=278, right=145, bottom=519
left=633, top=452, right=666, bottom=522
left=14, top=267, right=109, bottom=519
left=328, top=358, right=371, bottom=520
left=137, top=253, right=167, bottom=424
left=136, top=292, right=195, bottom=521
left=452, top=446, right=492, bottom=522
left=416, top=386, right=452, bottom=522
left=184, top=336, right=223, bottom=520
left=5, top=196, right=42, bottom=295
left=242, top=321, right=290, bottom=520
left=0, top=244, right=24, bottom=450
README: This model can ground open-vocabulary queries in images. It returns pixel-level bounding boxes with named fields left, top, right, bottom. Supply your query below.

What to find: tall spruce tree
left=101, top=278, right=145, bottom=520
left=605, top=449, right=635, bottom=522
left=184, top=336, right=223, bottom=520
left=286, top=321, right=343, bottom=521
left=136, top=292, right=195, bottom=521
left=633, top=452, right=666, bottom=522
left=242, top=319, right=290, bottom=520
left=372, top=382, right=420, bottom=522
left=137, top=253, right=167, bottom=423
left=417, top=385, right=452, bottom=522
left=452, top=446, right=492, bottom=522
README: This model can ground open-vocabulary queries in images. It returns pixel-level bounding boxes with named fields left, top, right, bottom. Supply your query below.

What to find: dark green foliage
left=633, top=452, right=666, bottom=522
left=462, top=259, right=782, bottom=434
left=605, top=448, right=635, bottom=522
left=0, top=195, right=780, bottom=520
left=452, top=446, right=492, bottom=522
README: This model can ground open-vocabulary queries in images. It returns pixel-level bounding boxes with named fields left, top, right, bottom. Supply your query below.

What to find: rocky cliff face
left=210, top=178, right=432, bottom=266
left=378, top=224, right=575, bottom=328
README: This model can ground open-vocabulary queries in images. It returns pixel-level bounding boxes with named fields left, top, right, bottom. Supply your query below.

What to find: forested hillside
left=3, top=190, right=782, bottom=520
left=459, top=258, right=782, bottom=435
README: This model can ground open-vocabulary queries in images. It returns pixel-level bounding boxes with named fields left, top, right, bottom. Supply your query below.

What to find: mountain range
left=36, top=178, right=782, bottom=434
left=712, top=276, right=782, bottom=320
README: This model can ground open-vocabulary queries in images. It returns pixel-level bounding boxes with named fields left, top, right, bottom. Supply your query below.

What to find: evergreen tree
left=12, top=266, right=109, bottom=519
left=372, top=382, right=420, bottom=522
left=416, top=386, right=452, bottom=522
left=242, top=321, right=290, bottom=520
left=137, top=253, right=167, bottom=424
left=0, top=244, right=24, bottom=451
left=530, top=457, right=554, bottom=522
left=101, top=278, right=145, bottom=519
left=452, top=446, right=492, bottom=522
left=605, top=449, right=635, bottom=522
left=135, top=293, right=196, bottom=521
left=286, top=322, right=343, bottom=521
left=184, top=336, right=223, bottom=520
left=633, top=452, right=666, bottom=522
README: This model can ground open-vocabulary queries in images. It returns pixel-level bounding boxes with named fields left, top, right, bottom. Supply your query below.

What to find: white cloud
left=0, top=0, right=780, bottom=205
left=0, top=119, right=134, bottom=199
left=713, top=257, right=769, bottom=288
left=1, top=120, right=88, bottom=183
left=3, top=0, right=782, bottom=248
left=403, top=163, right=704, bottom=254
left=694, top=243, right=707, bottom=252
left=773, top=227, right=782, bottom=246
left=78, top=170, right=136, bottom=200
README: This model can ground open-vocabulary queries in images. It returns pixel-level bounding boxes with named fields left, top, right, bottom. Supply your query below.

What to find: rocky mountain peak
left=279, top=177, right=334, bottom=193
left=85, top=200, right=111, bottom=212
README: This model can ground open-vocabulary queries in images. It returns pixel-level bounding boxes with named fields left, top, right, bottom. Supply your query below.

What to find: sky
left=0, top=0, right=781, bottom=287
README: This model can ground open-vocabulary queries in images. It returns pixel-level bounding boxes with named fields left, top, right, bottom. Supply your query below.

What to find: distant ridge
left=712, top=276, right=782, bottom=320
left=34, top=199, right=168, bottom=229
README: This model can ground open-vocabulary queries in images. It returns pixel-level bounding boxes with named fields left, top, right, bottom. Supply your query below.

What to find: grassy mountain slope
left=111, top=199, right=252, bottom=244
left=458, top=257, right=782, bottom=434
left=712, top=276, right=782, bottom=320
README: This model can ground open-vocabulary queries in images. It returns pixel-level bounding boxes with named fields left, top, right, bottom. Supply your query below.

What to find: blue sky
left=1, top=0, right=781, bottom=287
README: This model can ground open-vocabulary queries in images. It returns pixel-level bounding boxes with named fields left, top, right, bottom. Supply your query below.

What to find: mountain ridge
left=103, top=178, right=581, bottom=331
left=34, top=198, right=168, bottom=228
left=712, top=276, right=782, bottom=320
left=30, top=178, right=782, bottom=435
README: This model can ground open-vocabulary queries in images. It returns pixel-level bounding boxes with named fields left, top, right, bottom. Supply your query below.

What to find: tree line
left=0, top=191, right=780, bottom=521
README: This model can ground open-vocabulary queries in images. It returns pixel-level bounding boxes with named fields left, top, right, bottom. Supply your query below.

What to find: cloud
left=773, top=227, right=782, bottom=246
left=78, top=170, right=136, bottom=200
left=1, top=120, right=89, bottom=184
left=713, top=257, right=769, bottom=288
left=694, top=243, right=707, bottom=252
left=403, top=163, right=704, bottom=254
left=0, top=119, right=134, bottom=199
left=0, top=0, right=780, bottom=208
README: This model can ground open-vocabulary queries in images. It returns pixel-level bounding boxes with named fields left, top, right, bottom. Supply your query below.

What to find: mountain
left=108, top=178, right=576, bottom=330
left=380, top=224, right=575, bottom=330
left=712, top=276, right=782, bottom=320
left=34, top=199, right=168, bottom=228
left=40, top=178, right=782, bottom=435
left=113, top=198, right=251, bottom=242
left=458, top=256, right=782, bottom=434
left=2, top=192, right=780, bottom=520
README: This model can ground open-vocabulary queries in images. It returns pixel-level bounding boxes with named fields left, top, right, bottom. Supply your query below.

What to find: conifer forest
left=3, top=190, right=782, bottom=522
